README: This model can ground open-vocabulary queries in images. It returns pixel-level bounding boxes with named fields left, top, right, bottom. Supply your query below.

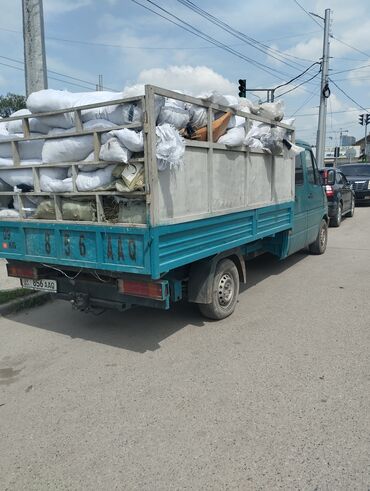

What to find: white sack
left=187, top=104, right=207, bottom=129
left=227, top=114, right=246, bottom=129
left=157, top=98, right=189, bottom=129
left=0, top=166, right=67, bottom=188
left=218, top=126, right=245, bottom=147
left=0, top=118, right=8, bottom=136
left=39, top=168, right=70, bottom=192
left=0, top=136, right=43, bottom=160
left=42, top=120, right=114, bottom=163
left=201, top=92, right=239, bottom=109
left=76, top=165, right=116, bottom=191
left=283, top=140, right=304, bottom=158
left=156, top=124, right=185, bottom=171
left=110, top=129, right=144, bottom=152
left=7, top=109, right=50, bottom=134
left=99, top=137, right=132, bottom=163
left=259, top=100, right=284, bottom=121
left=244, top=122, right=271, bottom=146
left=0, top=209, right=20, bottom=218
left=282, top=117, right=295, bottom=126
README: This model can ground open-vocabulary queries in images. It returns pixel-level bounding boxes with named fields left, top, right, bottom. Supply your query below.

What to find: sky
left=0, top=0, right=370, bottom=146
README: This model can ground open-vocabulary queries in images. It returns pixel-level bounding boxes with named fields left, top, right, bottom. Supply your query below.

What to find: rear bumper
left=354, top=190, right=370, bottom=202
left=327, top=201, right=338, bottom=217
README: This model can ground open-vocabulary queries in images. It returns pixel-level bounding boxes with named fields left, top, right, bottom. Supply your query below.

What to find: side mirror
left=326, top=169, right=335, bottom=185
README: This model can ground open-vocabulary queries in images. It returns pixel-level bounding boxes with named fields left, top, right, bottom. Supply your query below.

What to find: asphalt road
left=1, top=207, right=370, bottom=490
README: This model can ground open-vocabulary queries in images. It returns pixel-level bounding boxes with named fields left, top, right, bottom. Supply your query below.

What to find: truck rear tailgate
left=0, top=221, right=151, bottom=275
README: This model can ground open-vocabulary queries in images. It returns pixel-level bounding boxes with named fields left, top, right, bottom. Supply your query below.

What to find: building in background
left=341, top=135, right=356, bottom=146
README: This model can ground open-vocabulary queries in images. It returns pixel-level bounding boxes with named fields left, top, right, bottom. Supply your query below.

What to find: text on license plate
left=21, top=279, right=57, bottom=292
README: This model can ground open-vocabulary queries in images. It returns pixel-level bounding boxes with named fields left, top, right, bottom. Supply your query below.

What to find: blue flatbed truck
left=0, top=86, right=328, bottom=319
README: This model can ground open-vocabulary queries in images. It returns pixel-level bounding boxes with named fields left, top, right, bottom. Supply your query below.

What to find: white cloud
left=43, top=0, right=92, bottom=15
left=135, top=65, right=236, bottom=95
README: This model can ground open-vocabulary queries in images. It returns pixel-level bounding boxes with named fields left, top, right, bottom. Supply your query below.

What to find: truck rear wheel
left=198, top=259, right=239, bottom=320
left=309, top=219, right=328, bottom=255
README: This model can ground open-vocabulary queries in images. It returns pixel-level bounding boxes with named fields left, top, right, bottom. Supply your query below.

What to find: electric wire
left=292, top=0, right=324, bottom=29
left=331, top=36, right=370, bottom=60
left=177, top=0, right=315, bottom=68
left=329, top=79, right=369, bottom=112
left=0, top=54, right=118, bottom=92
left=129, top=0, right=295, bottom=81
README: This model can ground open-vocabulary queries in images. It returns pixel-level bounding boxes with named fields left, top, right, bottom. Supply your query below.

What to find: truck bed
left=0, top=203, right=293, bottom=279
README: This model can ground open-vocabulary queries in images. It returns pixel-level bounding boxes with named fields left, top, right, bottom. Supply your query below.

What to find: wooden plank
left=22, top=118, right=31, bottom=138
left=0, top=157, right=145, bottom=171
left=11, top=141, right=20, bottom=166
left=95, top=195, right=105, bottom=223
left=54, top=195, right=63, bottom=220
left=144, top=85, right=159, bottom=226
left=32, top=167, right=41, bottom=192
left=74, top=109, right=83, bottom=132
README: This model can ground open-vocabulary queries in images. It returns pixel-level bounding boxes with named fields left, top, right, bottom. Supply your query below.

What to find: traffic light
left=238, top=79, right=246, bottom=98
left=359, top=114, right=364, bottom=125
left=366, top=114, right=370, bottom=125
left=334, top=147, right=340, bottom=158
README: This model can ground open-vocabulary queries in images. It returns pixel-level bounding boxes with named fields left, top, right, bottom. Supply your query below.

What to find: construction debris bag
left=42, top=120, right=114, bottom=163
left=99, top=137, right=132, bottom=163
left=110, top=129, right=144, bottom=153
left=7, top=109, right=50, bottom=134
left=0, top=136, right=44, bottom=160
left=157, top=98, right=190, bottom=129
left=218, top=126, right=245, bottom=146
left=187, top=104, right=208, bottom=129
left=0, top=209, right=20, bottom=218
left=0, top=118, right=8, bottom=136
left=33, top=199, right=56, bottom=219
left=156, top=124, right=185, bottom=171
left=40, top=168, right=72, bottom=192
left=259, top=101, right=284, bottom=121
left=62, top=199, right=96, bottom=221
left=76, top=165, right=116, bottom=191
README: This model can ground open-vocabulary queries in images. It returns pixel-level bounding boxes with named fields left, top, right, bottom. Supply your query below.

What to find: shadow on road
left=6, top=252, right=308, bottom=353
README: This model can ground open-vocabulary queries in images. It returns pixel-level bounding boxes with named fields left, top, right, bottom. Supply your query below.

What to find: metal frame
left=0, top=85, right=294, bottom=227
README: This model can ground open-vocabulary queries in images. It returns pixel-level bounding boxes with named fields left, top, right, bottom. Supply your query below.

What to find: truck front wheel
left=309, top=219, right=328, bottom=255
left=198, top=259, right=239, bottom=320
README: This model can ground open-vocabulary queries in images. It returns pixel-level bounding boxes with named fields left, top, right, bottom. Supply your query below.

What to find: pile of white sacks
left=0, top=88, right=301, bottom=218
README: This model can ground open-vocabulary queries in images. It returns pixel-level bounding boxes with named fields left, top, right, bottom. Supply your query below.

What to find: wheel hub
left=218, top=273, right=234, bottom=306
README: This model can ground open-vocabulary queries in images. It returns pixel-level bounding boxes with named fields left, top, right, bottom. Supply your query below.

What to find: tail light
left=325, top=185, right=334, bottom=198
left=117, top=279, right=168, bottom=301
left=7, top=263, right=39, bottom=279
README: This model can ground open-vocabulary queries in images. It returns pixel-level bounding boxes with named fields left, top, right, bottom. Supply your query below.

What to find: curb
left=0, top=291, right=51, bottom=316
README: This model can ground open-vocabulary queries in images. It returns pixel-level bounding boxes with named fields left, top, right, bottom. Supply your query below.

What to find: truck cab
left=287, top=141, right=328, bottom=256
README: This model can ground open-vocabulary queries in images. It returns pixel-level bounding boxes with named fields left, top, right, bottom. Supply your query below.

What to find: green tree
left=0, top=93, right=26, bottom=118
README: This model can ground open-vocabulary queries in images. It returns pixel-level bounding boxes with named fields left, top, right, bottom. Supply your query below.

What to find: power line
left=129, top=0, right=295, bottom=82
left=294, top=108, right=370, bottom=117
left=329, top=79, right=369, bottom=112
left=331, top=36, right=370, bottom=60
left=0, top=54, right=118, bottom=92
left=0, top=25, right=322, bottom=50
left=177, top=0, right=315, bottom=69
left=290, top=91, right=317, bottom=116
left=331, top=62, right=370, bottom=76
left=0, top=61, right=96, bottom=91
left=292, top=0, right=324, bottom=29
left=276, top=69, right=321, bottom=97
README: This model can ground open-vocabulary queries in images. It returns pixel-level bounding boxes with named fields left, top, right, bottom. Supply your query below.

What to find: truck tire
left=198, top=259, right=239, bottom=320
left=330, top=202, right=342, bottom=227
left=309, top=219, right=328, bottom=255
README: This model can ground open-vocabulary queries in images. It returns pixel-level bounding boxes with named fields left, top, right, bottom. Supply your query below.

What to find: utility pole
left=22, top=0, right=48, bottom=96
left=314, top=8, right=331, bottom=168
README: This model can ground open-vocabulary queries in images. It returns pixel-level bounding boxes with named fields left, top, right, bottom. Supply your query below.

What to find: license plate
left=21, top=279, right=57, bottom=292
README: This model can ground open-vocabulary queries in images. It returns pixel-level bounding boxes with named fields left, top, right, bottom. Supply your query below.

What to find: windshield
left=339, top=165, right=370, bottom=177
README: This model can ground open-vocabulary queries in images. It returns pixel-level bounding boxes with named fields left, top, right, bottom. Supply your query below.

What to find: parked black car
left=338, top=164, right=370, bottom=204
left=319, top=168, right=355, bottom=227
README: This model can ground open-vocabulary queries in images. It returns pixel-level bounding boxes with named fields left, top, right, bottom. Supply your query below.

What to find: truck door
left=304, top=148, right=325, bottom=244
left=289, top=152, right=308, bottom=254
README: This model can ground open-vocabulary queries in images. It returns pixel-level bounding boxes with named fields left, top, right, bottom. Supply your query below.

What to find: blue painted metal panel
left=0, top=202, right=293, bottom=279
left=153, top=203, right=293, bottom=276
left=0, top=221, right=151, bottom=275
